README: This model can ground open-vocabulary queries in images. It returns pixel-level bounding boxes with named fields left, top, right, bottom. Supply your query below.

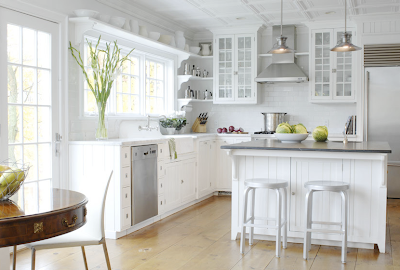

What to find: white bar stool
left=240, top=179, right=288, bottom=257
left=303, top=181, right=350, bottom=263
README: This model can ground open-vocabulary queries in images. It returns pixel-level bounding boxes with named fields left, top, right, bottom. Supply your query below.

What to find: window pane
left=8, top=65, right=22, bottom=103
left=8, top=145, right=22, bottom=164
left=39, top=180, right=51, bottom=212
left=37, top=32, right=51, bottom=68
left=156, top=63, right=163, bottom=80
left=38, top=69, right=51, bottom=105
left=131, top=95, right=139, bottom=113
left=8, top=105, right=22, bottom=144
left=23, top=106, right=37, bottom=143
left=38, top=107, right=51, bottom=142
left=23, top=28, right=37, bottom=66
left=131, top=76, right=139, bottom=95
left=23, top=67, right=37, bottom=105
left=7, top=24, right=21, bottom=64
left=24, top=144, right=38, bottom=181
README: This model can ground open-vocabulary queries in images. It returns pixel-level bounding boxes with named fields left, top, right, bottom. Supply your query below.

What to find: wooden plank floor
left=10, top=196, right=400, bottom=270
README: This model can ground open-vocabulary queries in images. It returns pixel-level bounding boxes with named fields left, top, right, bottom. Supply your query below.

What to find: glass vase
left=96, top=102, right=108, bottom=140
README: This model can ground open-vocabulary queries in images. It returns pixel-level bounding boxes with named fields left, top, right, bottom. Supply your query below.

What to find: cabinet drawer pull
left=292, top=192, right=295, bottom=195
left=161, top=183, right=163, bottom=188
left=61, top=215, right=78, bottom=228
left=181, top=180, right=184, bottom=184
left=160, top=166, right=163, bottom=170
left=161, top=201, right=163, bottom=205
left=126, top=214, right=128, bottom=218
left=125, top=173, right=128, bottom=178
left=160, top=149, right=163, bottom=153
left=125, top=194, right=128, bottom=198
left=125, top=153, right=127, bottom=158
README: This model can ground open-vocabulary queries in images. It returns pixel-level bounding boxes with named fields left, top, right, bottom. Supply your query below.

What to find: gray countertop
left=221, top=140, right=392, bottom=153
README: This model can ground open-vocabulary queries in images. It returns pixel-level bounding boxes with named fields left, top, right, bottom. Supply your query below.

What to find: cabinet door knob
left=292, top=192, right=295, bottom=195
left=125, top=194, right=128, bottom=198
left=160, top=166, right=162, bottom=170
left=161, top=201, right=163, bottom=205
left=125, top=173, right=128, bottom=178
left=125, top=153, right=127, bottom=158
left=126, top=214, right=128, bottom=218
left=234, top=71, right=238, bottom=75
left=161, top=183, right=163, bottom=188
left=181, top=180, right=184, bottom=184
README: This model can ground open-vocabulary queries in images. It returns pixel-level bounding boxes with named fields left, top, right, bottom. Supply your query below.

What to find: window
left=82, top=38, right=172, bottom=117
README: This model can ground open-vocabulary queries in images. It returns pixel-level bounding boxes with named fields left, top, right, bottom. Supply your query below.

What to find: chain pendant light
left=331, top=0, right=361, bottom=52
left=268, top=0, right=295, bottom=54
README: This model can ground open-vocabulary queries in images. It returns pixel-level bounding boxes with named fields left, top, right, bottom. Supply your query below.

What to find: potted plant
left=175, top=118, right=187, bottom=134
left=69, top=37, right=134, bottom=140
left=160, top=118, right=176, bottom=135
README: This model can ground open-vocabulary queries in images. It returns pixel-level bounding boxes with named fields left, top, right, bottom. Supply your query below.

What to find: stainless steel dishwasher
left=131, top=144, right=158, bottom=225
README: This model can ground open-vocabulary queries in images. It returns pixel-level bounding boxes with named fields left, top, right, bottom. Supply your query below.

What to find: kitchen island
left=221, top=140, right=391, bottom=253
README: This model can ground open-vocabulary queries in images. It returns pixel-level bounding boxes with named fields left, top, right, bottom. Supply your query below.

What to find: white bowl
left=149, top=32, right=161, bottom=41
left=274, top=133, right=309, bottom=143
left=74, top=9, right=99, bottom=18
left=189, top=46, right=200, bottom=54
left=158, top=35, right=172, bottom=45
left=97, top=14, right=110, bottom=23
left=109, top=16, right=126, bottom=28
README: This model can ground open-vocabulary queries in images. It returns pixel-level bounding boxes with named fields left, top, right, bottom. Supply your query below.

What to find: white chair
left=240, top=178, right=288, bottom=257
left=303, top=181, right=349, bottom=263
left=14, top=171, right=114, bottom=270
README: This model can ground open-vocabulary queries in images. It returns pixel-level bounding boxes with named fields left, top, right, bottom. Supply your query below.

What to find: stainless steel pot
left=261, top=112, right=287, bottom=132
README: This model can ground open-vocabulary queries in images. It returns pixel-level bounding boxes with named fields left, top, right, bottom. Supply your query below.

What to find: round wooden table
left=0, top=188, right=88, bottom=248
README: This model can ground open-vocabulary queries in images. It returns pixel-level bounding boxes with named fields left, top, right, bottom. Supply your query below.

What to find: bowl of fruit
left=274, top=122, right=309, bottom=143
left=217, top=126, right=248, bottom=134
left=0, top=161, right=30, bottom=201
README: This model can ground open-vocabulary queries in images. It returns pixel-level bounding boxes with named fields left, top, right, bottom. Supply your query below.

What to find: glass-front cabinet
left=310, top=28, right=356, bottom=102
left=214, top=34, right=257, bottom=104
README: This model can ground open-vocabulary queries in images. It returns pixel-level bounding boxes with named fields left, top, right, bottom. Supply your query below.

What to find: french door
left=0, top=8, right=60, bottom=212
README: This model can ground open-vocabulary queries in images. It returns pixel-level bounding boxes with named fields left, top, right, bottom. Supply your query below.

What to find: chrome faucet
left=138, top=115, right=159, bottom=131
left=343, top=124, right=348, bottom=144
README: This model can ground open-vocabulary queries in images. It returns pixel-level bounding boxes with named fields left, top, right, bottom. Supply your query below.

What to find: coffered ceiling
left=99, top=0, right=400, bottom=33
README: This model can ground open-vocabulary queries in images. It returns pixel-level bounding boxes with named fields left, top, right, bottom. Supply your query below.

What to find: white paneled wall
left=189, top=84, right=357, bottom=134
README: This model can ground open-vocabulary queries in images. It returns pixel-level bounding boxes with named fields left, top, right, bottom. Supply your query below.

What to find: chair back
left=81, top=171, right=113, bottom=240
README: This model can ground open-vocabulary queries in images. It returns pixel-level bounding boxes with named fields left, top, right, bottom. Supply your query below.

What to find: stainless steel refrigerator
left=365, top=67, right=400, bottom=198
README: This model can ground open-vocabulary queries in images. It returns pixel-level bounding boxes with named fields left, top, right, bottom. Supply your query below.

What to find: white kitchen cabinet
left=217, top=137, right=252, bottom=191
left=197, top=140, right=217, bottom=198
left=310, top=28, right=357, bottom=102
left=164, top=162, right=181, bottom=212
left=163, top=157, right=197, bottom=212
left=180, top=158, right=197, bottom=204
left=214, top=34, right=257, bottom=104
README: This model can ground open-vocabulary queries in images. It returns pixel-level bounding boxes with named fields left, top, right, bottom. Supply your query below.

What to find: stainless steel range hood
left=255, top=26, right=308, bottom=84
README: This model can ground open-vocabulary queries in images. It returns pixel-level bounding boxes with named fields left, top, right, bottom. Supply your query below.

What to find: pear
left=0, top=165, right=10, bottom=177
left=0, top=186, right=7, bottom=199
left=0, top=169, right=24, bottom=187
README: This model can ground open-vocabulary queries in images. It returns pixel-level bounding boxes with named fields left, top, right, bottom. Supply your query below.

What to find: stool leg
left=307, top=190, right=313, bottom=252
left=240, top=186, right=251, bottom=254
left=282, top=187, right=287, bottom=249
left=275, top=188, right=282, bottom=258
left=341, top=190, right=348, bottom=263
left=249, top=188, right=256, bottom=246
left=303, top=189, right=312, bottom=260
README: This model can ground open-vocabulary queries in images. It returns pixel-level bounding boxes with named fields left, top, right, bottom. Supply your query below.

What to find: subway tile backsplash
left=190, top=84, right=357, bottom=134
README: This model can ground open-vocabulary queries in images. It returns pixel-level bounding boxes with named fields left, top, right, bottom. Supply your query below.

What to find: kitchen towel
left=168, top=138, right=177, bottom=159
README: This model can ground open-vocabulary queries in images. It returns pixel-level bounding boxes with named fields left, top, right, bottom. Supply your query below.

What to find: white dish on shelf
left=274, top=133, right=308, bottom=143
left=158, top=35, right=172, bottom=45
left=74, top=9, right=99, bottom=18
left=109, top=16, right=126, bottom=28
left=149, top=32, right=160, bottom=41
left=97, top=14, right=110, bottom=23
left=189, top=46, right=200, bottom=54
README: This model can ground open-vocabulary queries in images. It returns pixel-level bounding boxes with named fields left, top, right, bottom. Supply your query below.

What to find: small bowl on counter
left=109, top=16, right=126, bottom=28
left=74, top=9, right=99, bottom=18
left=274, top=133, right=308, bottom=143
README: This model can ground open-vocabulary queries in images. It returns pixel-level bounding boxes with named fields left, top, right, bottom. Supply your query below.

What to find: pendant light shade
left=331, top=32, right=361, bottom=52
left=268, top=36, right=295, bottom=54
left=268, top=0, right=295, bottom=54
left=331, top=0, right=361, bottom=52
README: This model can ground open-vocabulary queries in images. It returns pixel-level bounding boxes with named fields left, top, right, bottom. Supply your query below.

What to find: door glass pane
left=314, top=31, right=331, bottom=97
left=217, top=37, right=233, bottom=99
left=334, top=31, right=352, bottom=98
left=236, top=36, right=252, bottom=99
left=6, top=21, right=53, bottom=208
